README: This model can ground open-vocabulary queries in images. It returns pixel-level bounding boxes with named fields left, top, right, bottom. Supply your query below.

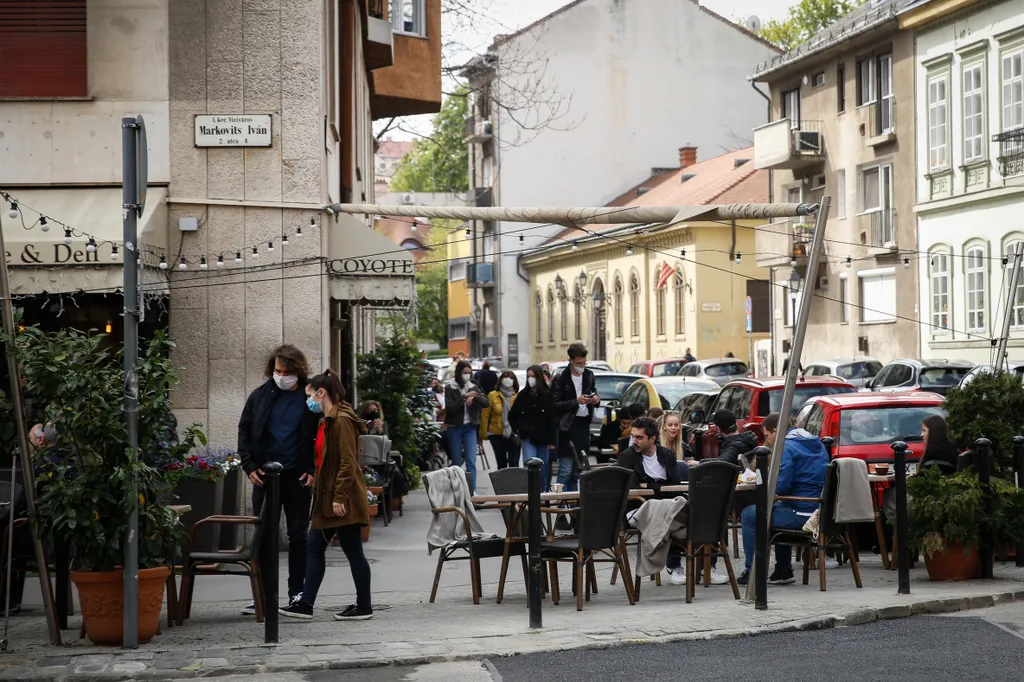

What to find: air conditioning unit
left=817, top=275, right=829, bottom=290
left=794, top=130, right=821, bottom=153
left=476, top=120, right=493, bottom=137
left=401, top=193, right=415, bottom=205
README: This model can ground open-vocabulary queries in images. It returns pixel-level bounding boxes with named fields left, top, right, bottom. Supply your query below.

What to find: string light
left=235, top=251, right=243, bottom=264
left=519, top=235, right=524, bottom=243
left=252, top=245, right=259, bottom=258
left=63, top=229, right=72, bottom=245
left=281, top=234, right=289, bottom=246
left=845, top=256, right=852, bottom=269
left=200, top=256, right=208, bottom=270
left=903, top=257, right=910, bottom=270
left=626, top=244, right=633, bottom=256
left=734, top=252, right=742, bottom=265
left=86, top=237, right=96, bottom=253
left=39, top=216, right=50, bottom=232
left=7, top=202, right=17, bottom=219
left=217, top=255, right=225, bottom=267
left=411, top=219, right=418, bottom=233
left=159, top=255, right=168, bottom=270
left=571, top=241, right=578, bottom=252
left=179, top=257, right=188, bottom=271
left=1003, top=256, right=1009, bottom=267
left=465, top=227, right=472, bottom=239
left=790, top=256, right=797, bottom=267
left=110, top=245, right=119, bottom=261
left=267, top=240, right=274, bottom=253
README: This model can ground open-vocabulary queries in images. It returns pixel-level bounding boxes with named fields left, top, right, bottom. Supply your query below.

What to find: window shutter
left=0, top=1, right=87, bottom=97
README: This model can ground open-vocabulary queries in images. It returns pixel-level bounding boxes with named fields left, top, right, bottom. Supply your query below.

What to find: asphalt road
left=490, top=616, right=1024, bottom=682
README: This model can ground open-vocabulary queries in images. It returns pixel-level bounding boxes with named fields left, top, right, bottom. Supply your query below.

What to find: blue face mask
left=306, top=395, right=323, bottom=414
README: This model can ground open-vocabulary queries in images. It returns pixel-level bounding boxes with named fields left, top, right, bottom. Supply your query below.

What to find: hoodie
left=776, top=427, right=829, bottom=512
left=717, top=429, right=759, bottom=467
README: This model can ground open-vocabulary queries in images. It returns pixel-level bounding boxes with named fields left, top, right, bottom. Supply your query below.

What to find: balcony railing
left=857, top=209, right=897, bottom=250
left=466, top=261, right=494, bottom=287
left=995, top=127, right=1024, bottom=178
left=871, top=98, right=896, bottom=139
left=753, top=118, right=825, bottom=170
left=755, top=218, right=823, bottom=268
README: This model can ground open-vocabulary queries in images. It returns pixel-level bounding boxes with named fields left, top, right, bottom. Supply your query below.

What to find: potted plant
left=8, top=323, right=204, bottom=645
left=363, top=490, right=379, bottom=542
left=945, top=371, right=1024, bottom=477
left=163, top=446, right=242, bottom=553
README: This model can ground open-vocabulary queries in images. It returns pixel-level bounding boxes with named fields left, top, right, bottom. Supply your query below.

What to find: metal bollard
left=976, top=438, right=993, bottom=579
left=753, top=446, right=770, bottom=610
left=261, top=461, right=283, bottom=643
left=1014, top=436, right=1024, bottom=567
left=525, top=457, right=543, bottom=628
left=891, top=442, right=910, bottom=594
left=694, top=429, right=704, bottom=461
left=821, top=437, right=834, bottom=460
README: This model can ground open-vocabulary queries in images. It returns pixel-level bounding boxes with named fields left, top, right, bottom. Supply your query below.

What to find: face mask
left=571, top=364, right=585, bottom=375
left=501, top=378, right=514, bottom=388
left=527, top=377, right=537, bottom=388
left=306, top=395, right=323, bottom=414
left=461, top=373, right=472, bottom=383
left=274, top=374, right=298, bottom=390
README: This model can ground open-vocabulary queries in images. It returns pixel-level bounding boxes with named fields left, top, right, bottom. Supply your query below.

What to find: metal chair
left=360, top=435, right=396, bottom=526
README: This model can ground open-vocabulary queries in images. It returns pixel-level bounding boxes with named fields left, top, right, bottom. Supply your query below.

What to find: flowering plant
left=362, top=465, right=382, bottom=488
left=165, top=446, right=241, bottom=486
left=367, top=489, right=378, bottom=506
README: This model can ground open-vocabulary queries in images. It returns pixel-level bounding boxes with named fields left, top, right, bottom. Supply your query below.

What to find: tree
left=389, top=93, right=469, bottom=193
left=755, top=0, right=863, bottom=51
left=413, top=221, right=452, bottom=346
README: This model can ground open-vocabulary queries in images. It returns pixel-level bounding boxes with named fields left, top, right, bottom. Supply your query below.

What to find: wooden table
left=867, top=473, right=896, bottom=569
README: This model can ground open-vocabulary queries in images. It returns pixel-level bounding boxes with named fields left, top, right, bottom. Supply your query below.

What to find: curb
left=27, top=588, right=1024, bottom=681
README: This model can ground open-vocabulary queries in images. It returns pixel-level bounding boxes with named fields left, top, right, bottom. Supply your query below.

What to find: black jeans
left=252, top=469, right=312, bottom=599
left=556, top=417, right=591, bottom=492
left=300, top=524, right=372, bottom=613
left=489, top=435, right=521, bottom=469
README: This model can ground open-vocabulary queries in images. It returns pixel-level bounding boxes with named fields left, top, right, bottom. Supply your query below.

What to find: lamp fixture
left=39, top=216, right=50, bottom=232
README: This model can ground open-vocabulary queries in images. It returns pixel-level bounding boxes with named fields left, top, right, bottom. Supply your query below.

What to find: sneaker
left=241, top=601, right=256, bottom=616
left=333, top=604, right=373, bottom=621
left=736, top=569, right=749, bottom=586
left=279, top=602, right=314, bottom=620
left=768, top=567, right=796, bottom=585
left=289, top=593, right=303, bottom=606
left=824, top=558, right=840, bottom=570
left=668, top=568, right=687, bottom=585
left=708, top=566, right=730, bottom=585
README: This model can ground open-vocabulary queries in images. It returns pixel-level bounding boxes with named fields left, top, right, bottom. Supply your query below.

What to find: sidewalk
left=4, top=466, right=1024, bottom=680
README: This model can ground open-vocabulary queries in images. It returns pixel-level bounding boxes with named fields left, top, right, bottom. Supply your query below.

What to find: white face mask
left=501, top=377, right=514, bottom=388
left=571, top=363, right=585, bottom=375
left=527, top=377, right=537, bottom=388
left=274, top=374, right=298, bottom=390
left=461, top=373, right=472, bottom=383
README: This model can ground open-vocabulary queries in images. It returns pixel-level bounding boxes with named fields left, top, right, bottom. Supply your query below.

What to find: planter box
left=219, top=469, right=243, bottom=549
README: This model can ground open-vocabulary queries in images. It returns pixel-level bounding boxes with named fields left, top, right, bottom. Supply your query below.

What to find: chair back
left=687, top=460, right=740, bottom=545
left=957, top=450, right=974, bottom=472
left=359, top=434, right=393, bottom=466
left=576, top=466, right=631, bottom=552
left=818, top=461, right=842, bottom=536
left=489, top=468, right=528, bottom=495
left=248, top=496, right=272, bottom=557
left=921, top=460, right=956, bottom=475
left=578, top=449, right=592, bottom=472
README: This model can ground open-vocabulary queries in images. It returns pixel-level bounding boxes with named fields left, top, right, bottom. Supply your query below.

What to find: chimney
left=679, top=145, right=697, bottom=169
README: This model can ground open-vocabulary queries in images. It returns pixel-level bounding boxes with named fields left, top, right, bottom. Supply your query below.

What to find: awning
left=2, top=186, right=169, bottom=295
left=327, top=214, right=415, bottom=304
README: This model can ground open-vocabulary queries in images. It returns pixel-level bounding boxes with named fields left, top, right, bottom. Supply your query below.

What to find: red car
left=686, top=376, right=857, bottom=460
left=793, top=392, right=947, bottom=472
left=627, top=358, right=691, bottom=378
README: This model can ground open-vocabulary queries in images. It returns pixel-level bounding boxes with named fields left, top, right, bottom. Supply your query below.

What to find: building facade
left=904, top=0, right=1024, bottom=363
left=446, top=228, right=472, bottom=358
left=522, top=147, right=772, bottom=372
left=463, top=0, right=780, bottom=368
left=752, top=0, right=919, bottom=370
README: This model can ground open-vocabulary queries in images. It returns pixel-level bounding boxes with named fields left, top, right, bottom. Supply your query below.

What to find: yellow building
left=522, top=147, right=773, bottom=372
left=446, top=229, right=473, bottom=357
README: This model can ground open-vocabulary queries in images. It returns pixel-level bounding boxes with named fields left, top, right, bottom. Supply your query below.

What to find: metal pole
left=1014, top=436, right=1024, bottom=567
left=892, top=441, right=910, bottom=594
left=748, top=329, right=753, bottom=378
left=745, top=196, right=831, bottom=602
left=262, top=461, right=282, bottom=643
left=525, top=457, right=543, bottom=628
left=753, top=446, right=770, bottom=610
left=996, top=243, right=1024, bottom=373
left=121, top=116, right=142, bottom=649
left=976, top=438, right=993, bottom=579
left=0, top=215, right=62, bottom=646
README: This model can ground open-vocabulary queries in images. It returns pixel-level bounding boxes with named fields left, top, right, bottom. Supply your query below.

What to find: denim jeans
left=556, top=417, right=590, bottom=492
left=741, top=502, right=808, bottom=571
left=445, top=422, right=478, bottom=493
left=299, top=524, right=371, bottom=613
left=252, top=469, right=312, bottom=599
left=520, top=439, right=551, bottom=491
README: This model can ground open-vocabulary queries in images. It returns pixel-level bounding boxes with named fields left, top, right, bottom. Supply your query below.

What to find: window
left=391, top=0, right=425, bottom=36
left=928, top=75, right=949, bottom=169
left=878, top=54, right=894, bottom=133
left=574, top=285, right=583, bottom=340
left=1006, top=241, right=1024, bottom=327
left=930, top=251, right=950, bottom=332
left=963, top=63, right=985, bottom=162
left=547, top=289, right=555, bottom=343
left=560, top=294, right=568, bottom=341
left=629, top=274, right=641, bottom=337
left=535, top=291, right=543, bottom=344
left=965, top=245, right=987, bottom=332
left=0, top=1, right=87, bottom=97
left=655, top=277, right=666, bottom=336
left=782, top=88, right=801, bottom=128
left=450, top=322, right=468, bottom=340
left=812, top=71, right=825, bottom=87
left=837, top=63, right=846, bottom=112
left=858, top=58, right=877, bottom=105
left=839, top=275, right=849, bottom=323
left=448, top=259, right=467, bottom=280
left=613, top=277, right=624, bottom=338
left=1002, top=49, right=1024, bottom=132
left=859, top=268, right=896, bottom=323
left=861, top=164, right=894, bottom=245
left=674, top=269, right=685, bottom=335
left=836, top=169, right=846, bottom=219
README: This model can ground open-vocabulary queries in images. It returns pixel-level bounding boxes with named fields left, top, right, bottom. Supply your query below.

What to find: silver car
left=676, top=358, right=750, bottom=387
left=803, top=357, right=883, bottom=389
left=958, top=362, right=1024, bottom=388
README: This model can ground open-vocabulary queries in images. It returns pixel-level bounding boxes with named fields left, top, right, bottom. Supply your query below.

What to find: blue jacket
left=776, top=428, right=828, bottom=512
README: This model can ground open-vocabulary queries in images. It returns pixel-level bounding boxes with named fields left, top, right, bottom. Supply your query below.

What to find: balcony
left=755, top=218, right=827, bottom=268
left=753, top=119, right=825, bottom=170
left=464, top=115, right=494, bottom=143
left=370, top=0, right=442, bottom=119
left=473, top=187, right=493, bottom=207
left=466, top=261, right=494, bottom=287
left=995, top=127, right=1024, bottom=179
left=867, top=98, right=896, bottom=147
left=856, top=209, right=898, bottom=253
left=365, top=0, right=394, bottom=71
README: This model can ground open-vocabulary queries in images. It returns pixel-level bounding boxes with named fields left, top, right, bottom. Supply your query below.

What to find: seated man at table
left=601, top=402, right=644, bottom=454
left=738, top=412, right=828, bottom=586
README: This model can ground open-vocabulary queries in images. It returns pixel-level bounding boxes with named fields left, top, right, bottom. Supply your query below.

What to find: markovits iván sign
left=194, top=114, right=272, bottom=147
left=328, top=258, right=414, bottom=276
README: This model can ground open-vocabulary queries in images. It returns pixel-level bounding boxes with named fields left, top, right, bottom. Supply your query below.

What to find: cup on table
left=874, top=463, right=890, bottom=475
left=551, top=483, right=564, bottom=494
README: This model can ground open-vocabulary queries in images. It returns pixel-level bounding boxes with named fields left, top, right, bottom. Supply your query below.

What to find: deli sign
left=4, top=242, right=160, bottom=267
left=328, top=257, right=413, bottom=277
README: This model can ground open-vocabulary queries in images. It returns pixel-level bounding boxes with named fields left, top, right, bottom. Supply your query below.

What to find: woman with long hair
left=280, top=369, right=373, bottom=622
left=442, top=360, right=489, bottom=493
left=358, top=400, right=388, bottom=436
left=919, top=413, right=958, bottom=471
left=507, top=365, right=558, bottom=490
left=480, top=370, right=521, bottom=469
left=658, top=411, right=685, bottom=461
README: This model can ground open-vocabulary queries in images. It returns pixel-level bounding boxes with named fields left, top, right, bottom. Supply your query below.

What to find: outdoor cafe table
left=867, top=473, right=897, bottom=569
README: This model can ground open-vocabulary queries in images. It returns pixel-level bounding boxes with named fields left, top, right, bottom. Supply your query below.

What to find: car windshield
left=594, top=376, right=637, bottom=402
left=839, top=406, right=947, bottom=445
left=706, top=362, right=748, bottom=377
left=836, top=361, right=882, bottom=379
left=658, top=382, right=717, bottom=406
left=767, top=385, right=856, bottom=414
left=920, top=367, right=970, bottom=388
left=651, top=361, right=686, bottom=377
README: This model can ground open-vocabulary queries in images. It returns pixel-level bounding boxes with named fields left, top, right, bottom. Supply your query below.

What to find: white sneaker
left=709, top=567, right=730, bottom=585
left=668, top=568, right=687, bottom=585
left=824, top=558, right=840, bottom=569
left=241, top=601, right=256, bottom=615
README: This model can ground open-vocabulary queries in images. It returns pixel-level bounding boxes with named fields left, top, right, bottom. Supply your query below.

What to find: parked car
left=686, top=376, right=857, bottom=460
left=541, top=360, right=614, bottom=375
left=793, top=392, right=947, bottom=473
left=627, top=358, right=691, bottom=377
left=674, top=389, right=721, bottom=443
left=618, top=376, right=720, bottom=413
left=958, top=361, right=1024, bottom=388
left=802, top=357, right=883, bottom=389
left=676, top=358, right=751, bottom=386
left=588, top=373, right=643, bottom=460
left=867, top=358, right=974, bottom=396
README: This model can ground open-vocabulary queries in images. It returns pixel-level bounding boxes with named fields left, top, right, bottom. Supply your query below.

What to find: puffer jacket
left=717, top=429, right=759, bottom=467
left=443, top=378, right=489, bottom=427
left=311, top=402, right=369, bottom=530
left=480, top=389, right=516, bottom=440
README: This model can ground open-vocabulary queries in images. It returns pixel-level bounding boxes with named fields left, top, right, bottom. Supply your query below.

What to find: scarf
left=500, top=387, right=514, bottom=438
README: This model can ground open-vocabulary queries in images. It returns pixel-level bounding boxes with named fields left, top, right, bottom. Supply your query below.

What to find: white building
left=905, top=0, right=1024, bottom=363
left=464, top=0, right=779, bottom=367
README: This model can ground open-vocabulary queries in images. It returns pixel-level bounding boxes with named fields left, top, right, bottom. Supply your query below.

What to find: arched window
left=965, top=243, right=988, bottom=332
left=547, top=288, right=555, bottom=343
left=560, top=291, right=568, bottom=341
left=929, top=249, right=950, bottom=332
left=1004, top=238, right=1024, bottom=327
left=535, top=290, right=543, bottom=345
left=400, top=239, right=422, bottom=250
left=574, top=284, right=583, bottom=340
left=655, top=273, right=666, bottom=337
left=613, top=276, right=624, bottom=339
left=673, top=268, right=685, bottom=336
left=629, top=273, right=641, bottom=337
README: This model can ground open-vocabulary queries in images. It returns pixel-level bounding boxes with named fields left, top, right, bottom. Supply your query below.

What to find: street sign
left=745, top=295, right=752, bottom=315
left=746, top=312, right=753, bottom=333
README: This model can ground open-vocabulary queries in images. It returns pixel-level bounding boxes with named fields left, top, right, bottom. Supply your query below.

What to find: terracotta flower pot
left=72, top=566, right=170, bottom=646
left=923, top=543, right=982, bottom=581
left=368, top=486, right=384, bottom=496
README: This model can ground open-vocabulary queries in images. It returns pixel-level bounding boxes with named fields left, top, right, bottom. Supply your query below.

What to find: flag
left=656, top=261, right=675, bottom=289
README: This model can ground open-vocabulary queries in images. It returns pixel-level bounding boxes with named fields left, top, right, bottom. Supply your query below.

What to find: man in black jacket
left=714, top=409, right=759, bottom=466
left=599, top=402, right=643, bottom=452
left=238, top=344, right=318, bottom=614
left=475, top=361, right=499, bottom=395
left=551, top=343, right=600, bottom=492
